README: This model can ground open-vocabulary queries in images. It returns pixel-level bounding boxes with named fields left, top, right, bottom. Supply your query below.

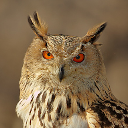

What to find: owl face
left=24, top=34, right=104, bottom=88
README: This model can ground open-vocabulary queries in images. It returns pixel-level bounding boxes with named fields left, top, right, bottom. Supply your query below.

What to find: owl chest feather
left=17, top=83, right=128, bottom=128
left=16, top=88, right=89, bottom=128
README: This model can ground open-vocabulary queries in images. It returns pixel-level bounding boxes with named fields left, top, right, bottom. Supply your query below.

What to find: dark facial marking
left=124, top=117, right=128, bottom=124
left=94, top=81, right=101, bottom=92
left=106, top=106, right=116, bottom=116
left=31, top=113, right=35, bottom=120
left=114, top=125, right=120, bottom=128
left=42, top=91, right=47, bottom=102
left=77, top=101, right=85, bottom=112
left=30, top=95, right=34, bottom=104
left=47, top=94, right=55, bottom=112
left=123, top=109, right=128, bottom=114
left=56, top=103, right=62, bottom=120
left=36, top=92, right=42, bottom=103
left=38, top=108, right=44, bottom=126
left=116, top=113, right=122, bottom=120
left=41, top=111, right=46, bottom=119
left=29, top=102, right=34, bottom=115
left=91, top=105, right=112, bottom=127
left=48, top=114, right=52, bottom=121
left=66, top=95, right=71, bottom=108
left=59, top=66, right=64, bottom=82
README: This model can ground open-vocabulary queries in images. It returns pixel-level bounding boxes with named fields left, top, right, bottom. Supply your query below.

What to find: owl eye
left=73, top=53, right=84, bottom=63
left=42, top=51, right=54, bottom=59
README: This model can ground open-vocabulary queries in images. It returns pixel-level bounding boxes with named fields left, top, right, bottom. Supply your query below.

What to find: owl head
left=20, top=12, right=109, bottom=100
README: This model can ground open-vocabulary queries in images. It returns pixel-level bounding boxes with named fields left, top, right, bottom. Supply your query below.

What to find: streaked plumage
left=16, top=12, right=128, bottom=128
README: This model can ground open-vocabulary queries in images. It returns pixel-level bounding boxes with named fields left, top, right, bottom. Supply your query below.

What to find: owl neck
left=41, top=74, right=114, bottom=110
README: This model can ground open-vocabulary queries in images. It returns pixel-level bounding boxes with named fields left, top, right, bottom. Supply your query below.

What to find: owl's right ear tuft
left=28, top=12, right=48, bottom=40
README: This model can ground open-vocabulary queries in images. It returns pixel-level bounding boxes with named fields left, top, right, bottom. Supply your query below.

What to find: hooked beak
left=59, top=66, right=64, bottom=82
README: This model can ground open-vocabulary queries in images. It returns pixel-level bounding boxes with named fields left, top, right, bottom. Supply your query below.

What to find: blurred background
left=0, top=0, right=128, bottom=127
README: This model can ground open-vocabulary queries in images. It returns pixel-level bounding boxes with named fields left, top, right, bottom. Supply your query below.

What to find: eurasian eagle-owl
left=16, top=12, right=128, bottom=128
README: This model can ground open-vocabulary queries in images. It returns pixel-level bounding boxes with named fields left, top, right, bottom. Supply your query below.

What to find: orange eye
left=73, top=53, right=84, bottom=63
left=43, top=51, right=54, bottom=59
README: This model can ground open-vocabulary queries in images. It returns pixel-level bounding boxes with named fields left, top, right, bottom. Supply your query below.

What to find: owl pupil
left=47, top=53, right=51, bottom=56
left=76, top=55, right=80, bottom=59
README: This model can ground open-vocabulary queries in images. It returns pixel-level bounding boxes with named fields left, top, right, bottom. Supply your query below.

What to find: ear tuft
left=28, top=12, right=48, bottom=40
left=81, top=22, right=107, bottom=44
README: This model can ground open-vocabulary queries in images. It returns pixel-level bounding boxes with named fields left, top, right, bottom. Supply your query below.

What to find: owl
left=16, top=12, right=128, bottom=128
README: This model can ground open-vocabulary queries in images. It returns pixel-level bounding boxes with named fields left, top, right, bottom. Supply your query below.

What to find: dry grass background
left=0, top=0, right=128, bottom=128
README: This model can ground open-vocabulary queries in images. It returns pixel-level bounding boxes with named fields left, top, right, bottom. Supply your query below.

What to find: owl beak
left=59, top=66, right=64, bottom=82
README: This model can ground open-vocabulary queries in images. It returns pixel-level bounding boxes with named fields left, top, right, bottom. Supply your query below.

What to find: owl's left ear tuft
left=81, top=22, right=107, bottom=44
left=28, top=11, right=48, bottom=40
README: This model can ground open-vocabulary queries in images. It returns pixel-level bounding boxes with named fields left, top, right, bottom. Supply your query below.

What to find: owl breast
left=61, top=114, right=88, bottom=128
left=16, top=88, right=88, bottom=128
